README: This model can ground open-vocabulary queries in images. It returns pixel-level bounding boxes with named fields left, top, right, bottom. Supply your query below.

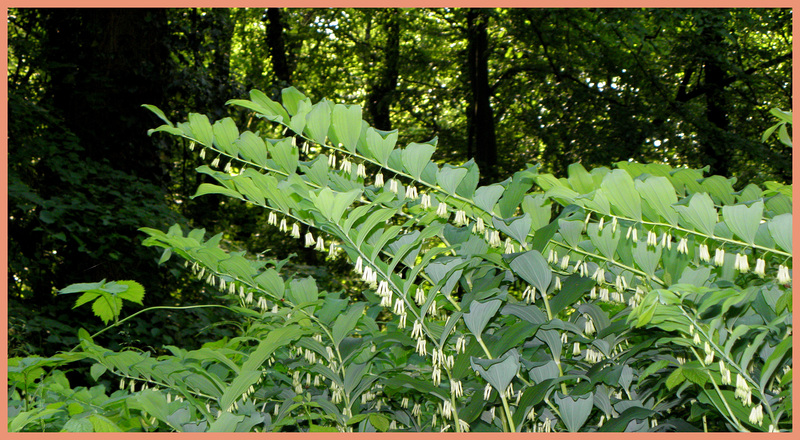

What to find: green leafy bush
left=8, top=88, right=791, bottom=432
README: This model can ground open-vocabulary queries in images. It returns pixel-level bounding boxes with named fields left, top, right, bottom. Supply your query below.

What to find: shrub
left=8, top=89, right=792, bottom=432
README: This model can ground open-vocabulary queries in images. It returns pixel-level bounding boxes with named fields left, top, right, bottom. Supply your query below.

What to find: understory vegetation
left=8, top=88, right=792, bottom=432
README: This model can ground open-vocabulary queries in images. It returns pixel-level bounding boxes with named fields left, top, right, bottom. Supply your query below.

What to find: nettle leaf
left=365, top=127, right=398, bottom=166
left=463, top=299, right=502, bottom=337
left=331, top=103, right=362, bottom=153
left=554, top=391, right=593, bottom=432
left=92, top=294, right=123, bottom=325
left=674, top=192, right=717, bottom=237
left=116, top=280, right=145, bottom=305
left=722, top=201, right=762, bottom=245
left=602, top=169, right=641, bottom=220
left=470, top=348, right=520, bottom=393
left=402, top=141, right=436, bottom=180
left=187, top=113, right=214, bottom=147
left=305, top=100, right=332, bottom=145
left=768, top=213, right=792, bottom=253
left=437, top=164, right=468, bottom=195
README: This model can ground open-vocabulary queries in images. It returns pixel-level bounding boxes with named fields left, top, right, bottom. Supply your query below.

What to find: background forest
left=6, top=7, right=792, bottom=432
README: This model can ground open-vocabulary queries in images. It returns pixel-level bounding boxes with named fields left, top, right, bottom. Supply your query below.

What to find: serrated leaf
left=116, top=280, right=145, bottom=305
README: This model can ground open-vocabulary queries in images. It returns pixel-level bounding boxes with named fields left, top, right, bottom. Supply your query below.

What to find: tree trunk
left=266, top=8, right=292, bottom=86
left=466, top=8, right=498, bottom=182
left=366, top=9, right=401, bottom=131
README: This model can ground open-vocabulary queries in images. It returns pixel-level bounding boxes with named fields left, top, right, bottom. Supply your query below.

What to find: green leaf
left=702, top=175, right=736, bottom=205
left=234, top=131, right=268, bottom=166
left=331, top=104, right=362, bottom=152
left=554, top=392, right=593, bottom=432
left=305, top=100, right=332, bottom=145
left=567, top=162, right=594, bottom=194
left=586, top=222, right=620, bottom=260
left=288, top=277, right=319, bottom=305
left=509, top=250, right=551, bottom=294
left=141, top=104, right=173, bottom=126
left=188, top=113, right=214, bottom=147
left=768, top=213, right=792, bottom=253
left=192, top=183, right=243, bottom=200
left=602, top=169, right=641, bottom=220
left=436, top=165, right=468, bottom=195
left=59, top=280, right=107, bottom=294
left=402, top=141, right=436, bottom=180
left=208, top=412, right=245, bottom=432
left=365, top=127, right=398, bottom=166
left=116, top=280, right=145, bottom=305
left=90, top=363, right=107, bottom=382
left=722, top=201, right=762, bottom=244
left=249, top=89, right=290, bottom=122
left=463, top=299, right=502, bottom=337
left=492, top=214, right=531, bottom=246
left=212, top=117, right=239, bottom=153
left=281, top=86, right=307, bottom=115
left=219, top=370, right=261, bottom=413
left=635, top=176, right=679, bottom=225
left=242, top=325, right=304, bottom=371
left=268, top=137, right=299, bottom=174
left=469, top=348, right=520, bottom=393
left=91, top=293, right=122, bottom=324
left=665, top=367, right=685, bottom=390
left=88, top=414, right=123, bottom=432
left=674, top=192, right=717, bottom=237
left=369, top=414, right=390, bottom=432
left=332, top=302, right=366, bottom=348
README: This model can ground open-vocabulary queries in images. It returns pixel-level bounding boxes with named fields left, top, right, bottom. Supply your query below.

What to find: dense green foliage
left=9, top=87, right=792, bottom=432
left=7, top=7, right=792, bottom=433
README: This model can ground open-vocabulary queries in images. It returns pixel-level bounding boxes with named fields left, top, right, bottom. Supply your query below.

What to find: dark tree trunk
left=366, top=9, right=401, bottom=131
left=266, top=8, right=292, bottom=86
left=466, top=8, right=498, bottom=182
